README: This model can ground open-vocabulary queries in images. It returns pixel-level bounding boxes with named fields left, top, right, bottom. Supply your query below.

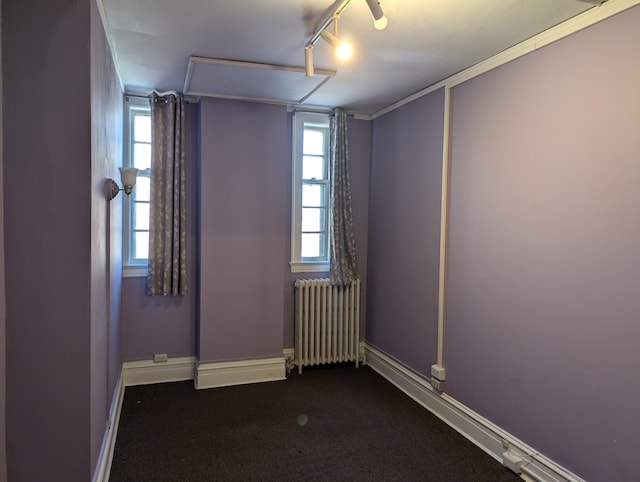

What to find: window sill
left=290, top=261, right=329, bottom=274
left=123, top=265, right=148, bottom=278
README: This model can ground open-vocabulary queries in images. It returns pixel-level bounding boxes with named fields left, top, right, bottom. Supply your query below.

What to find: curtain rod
left=290, top=107, right=367, bottom=120
left=125, top=93, right=200, bottom=104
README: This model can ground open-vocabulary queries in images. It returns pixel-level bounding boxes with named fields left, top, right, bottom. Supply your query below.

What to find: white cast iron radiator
left=294, top=278, right=361, bottom=374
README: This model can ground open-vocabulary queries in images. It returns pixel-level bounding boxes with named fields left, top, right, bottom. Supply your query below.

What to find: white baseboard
left=122, top=356, right=196, bottom=386
left=196, top=356, right=286, bottom=389
left=364, top=343, right=585, bottom=482
left=92, top=372, right=124, bottom=482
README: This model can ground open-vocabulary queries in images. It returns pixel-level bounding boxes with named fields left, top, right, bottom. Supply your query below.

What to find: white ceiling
left=100, top=0, right=599, bottom=115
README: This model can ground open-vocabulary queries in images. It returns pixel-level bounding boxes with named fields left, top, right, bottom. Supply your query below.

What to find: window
left=123, top=97, right=151, bottom=276
left=291, top=112, right=331, bottom=273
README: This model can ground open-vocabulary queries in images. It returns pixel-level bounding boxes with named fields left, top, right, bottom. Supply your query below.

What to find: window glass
left=301, top=207, right=324, bottom=232
left=303, top=129, right=324, bottom=155
left=134, top=177, right=150, bottom=202
left=302, top=155, right=325, bottom=180
left=134, top=203, right=150, bottom=230
left=133, top=143, right=151, bottom=170
left=302, top=184, right=324, bottom=207
left=291, top=112, right=331, bottom=271
left=301, top=233, right=322, bottom=258
left=134, top=115, right=151, bottom=143
left=124, top=97, right=152, bottom=270
left=134, top=231, right=149, bottom=259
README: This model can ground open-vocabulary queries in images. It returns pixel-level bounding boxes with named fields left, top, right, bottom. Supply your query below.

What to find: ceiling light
left=305, top=46, right=314, bottom=77
left=365, top=0, right=388, bottom=30
left=321, top=30, right=353, bottom=61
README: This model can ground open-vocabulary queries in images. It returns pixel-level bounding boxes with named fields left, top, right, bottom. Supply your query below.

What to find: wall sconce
left=108, top=167, right=138, bottom=201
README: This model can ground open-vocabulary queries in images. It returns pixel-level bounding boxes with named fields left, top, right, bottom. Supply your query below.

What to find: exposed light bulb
left=373, top=15, right=388, bottom=30
left=365, top=0, right=388, bottom=30
left=336, top=41, right=353, bottom=60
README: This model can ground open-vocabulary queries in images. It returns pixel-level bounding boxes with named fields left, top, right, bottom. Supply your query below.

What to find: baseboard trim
left=92, top=372, right=124, bottom=482
left=196, top=356, right=286, bottom=389
left=122, top=356, right=196, bottom=386
left=364, top=343, right=585, bottom=482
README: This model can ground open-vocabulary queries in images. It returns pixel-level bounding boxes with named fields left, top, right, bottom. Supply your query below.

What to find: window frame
left=122, top=96, right=151, bottom=278
left=290, top=112, right=331, bottom=273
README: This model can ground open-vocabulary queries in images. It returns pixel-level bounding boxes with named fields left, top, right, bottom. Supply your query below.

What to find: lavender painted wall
left=0, top=2, right=6, bottom=478
left=366, top=89, right=445, bottom=377
left=445, top=7, right=640, bottom=481
left=283, top=117, right=371, bottom=347
left=90, top=1, right=123, bottom=474
left=3, top=0, right=92, bottom=479
left=121, top=102, right=199, bottom=361
left=199, top=98, right=288, bottom=362
left=121, top=105, right=369, bottom=361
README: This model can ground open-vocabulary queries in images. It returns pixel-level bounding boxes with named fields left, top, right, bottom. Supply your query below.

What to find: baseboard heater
left=294, top=278, right=361, bottom=374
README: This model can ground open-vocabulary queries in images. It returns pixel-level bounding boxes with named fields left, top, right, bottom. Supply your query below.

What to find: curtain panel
left=146, top=93, right=188, bottom=296
left=329, top=108, right=360, bottom=286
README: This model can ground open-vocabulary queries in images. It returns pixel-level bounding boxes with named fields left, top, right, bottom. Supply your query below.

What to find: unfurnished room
left=1, top=0, right=639, bottom=481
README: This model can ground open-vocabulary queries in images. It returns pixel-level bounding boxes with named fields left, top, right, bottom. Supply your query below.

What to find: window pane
left=134, top=231, right=149, bottom=259
left=303, top=129, right=324, bottom=155
left=134, top=202, right=149, bottom=230
left=134, top=115, right=151, bottom=143
left=302, top=184, right=324, bottom=207
left=302, top=207, right=325, bottom=232
left=302, top=155, right=325, bottom=180
left=134, top=176, right=150, bottom=201
left=133, top=143, right=151, bottom=170
left=301, top=233, right=321, bottom=258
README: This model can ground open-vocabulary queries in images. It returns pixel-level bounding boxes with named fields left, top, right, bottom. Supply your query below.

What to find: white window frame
left=122, top=96, right=151, bottom=278
left=290, top=112, right=331, bottom=273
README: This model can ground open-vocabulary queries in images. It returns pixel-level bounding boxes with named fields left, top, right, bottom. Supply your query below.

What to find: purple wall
left=198, top=98, right=288, bottom=362
left=283, top=117, right=371, bottom=347
left=120, top=103, right=199, bottom=361
left=2, top=0, right=122, bottom=479
left=367, top=89, right=445, bottom=377
left=122, top=105, right=371, bottom=360
left=3, top=0, right=92, bottom=479
left=0, top=1, right=6, bottom=477
left=90, top=1, right=123, bottom=474
left=444, top=7, right=640, bottom=482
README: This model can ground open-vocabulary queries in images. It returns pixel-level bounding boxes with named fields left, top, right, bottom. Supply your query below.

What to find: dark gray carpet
left=109, top=364, right=520, bottom=481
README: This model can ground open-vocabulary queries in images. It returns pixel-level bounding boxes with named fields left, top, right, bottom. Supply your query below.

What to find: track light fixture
left=365, top=0, right=388, bottom=30
left=320, top=29, right=353, bottom=61
left=304, top=0, right=387, bottom=77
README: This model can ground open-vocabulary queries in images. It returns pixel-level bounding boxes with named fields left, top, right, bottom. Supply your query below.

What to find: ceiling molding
left=183, top=56, right=337, bottom=106
left=372, top=0, right=640, bottom=119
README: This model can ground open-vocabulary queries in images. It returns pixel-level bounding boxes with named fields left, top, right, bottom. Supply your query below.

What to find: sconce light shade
left=108, top=167, right=139, bottom=200
left=365, top=0, right=388, bottom=30
left=119, top=167, right=138, bottom=192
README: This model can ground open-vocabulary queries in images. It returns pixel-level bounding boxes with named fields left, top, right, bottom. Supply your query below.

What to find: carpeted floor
left=109, top=364, right=520, bottom=481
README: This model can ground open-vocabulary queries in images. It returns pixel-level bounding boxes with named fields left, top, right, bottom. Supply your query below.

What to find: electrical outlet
left=153, top=353, right=168, bottom=363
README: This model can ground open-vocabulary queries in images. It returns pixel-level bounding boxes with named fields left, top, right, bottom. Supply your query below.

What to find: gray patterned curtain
left=146, top=93, right=188, bottom=296
left=329, top=108, right=360, bottom=286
